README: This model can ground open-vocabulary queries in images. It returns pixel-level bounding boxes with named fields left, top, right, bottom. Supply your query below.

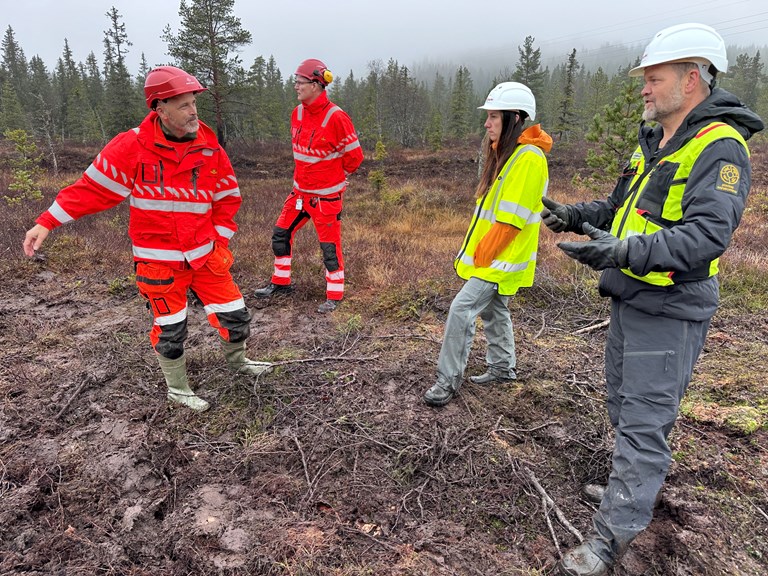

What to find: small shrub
left=3, top=129, right=44, bottom=205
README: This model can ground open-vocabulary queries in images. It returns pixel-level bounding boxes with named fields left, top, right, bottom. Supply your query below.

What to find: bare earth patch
left=1, top=143, right=766, bottom=575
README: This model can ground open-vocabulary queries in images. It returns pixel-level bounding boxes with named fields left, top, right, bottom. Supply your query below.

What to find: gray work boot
left=558, top=540, right=611, bottom=576
left=221, top=339, right=273, bottom=376
left=158, top=353, right=210, bottom=412
left=317, top=299, right=340, bottom=313
left=469, top=369, right=517, bottom=385
left=424, top=381, right=457, bottom=407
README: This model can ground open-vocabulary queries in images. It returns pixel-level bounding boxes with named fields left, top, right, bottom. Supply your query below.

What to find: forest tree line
left=1, top=0, right=767, bottom=164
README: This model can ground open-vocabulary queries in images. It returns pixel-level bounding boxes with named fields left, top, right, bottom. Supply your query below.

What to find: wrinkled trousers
left=270, top=191, right=344, bottom=301
left=592, top=298, right=710, bottom=563
left=135, top=243, right=251, bottom=360
left=436, top=276, right=516, bottom=389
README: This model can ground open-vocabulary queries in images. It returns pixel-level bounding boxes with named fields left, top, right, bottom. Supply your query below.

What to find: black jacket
left=572, top=88, right=764, bottom=320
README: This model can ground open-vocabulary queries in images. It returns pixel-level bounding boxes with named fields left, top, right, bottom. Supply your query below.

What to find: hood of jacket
left=639, top=87, right=764, bottom=152
left=518, top=124, right=553, bottom=153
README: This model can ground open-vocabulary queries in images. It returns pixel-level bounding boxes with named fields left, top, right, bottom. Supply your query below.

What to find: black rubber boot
left=254, top=283, right=294, bottom=298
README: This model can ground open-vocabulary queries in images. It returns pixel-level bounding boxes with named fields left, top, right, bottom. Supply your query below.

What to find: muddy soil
left=1, top=141, right=766, bottom=576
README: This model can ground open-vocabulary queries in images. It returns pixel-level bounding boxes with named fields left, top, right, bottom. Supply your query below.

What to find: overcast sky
left=6, top=0, right=768, bottom=79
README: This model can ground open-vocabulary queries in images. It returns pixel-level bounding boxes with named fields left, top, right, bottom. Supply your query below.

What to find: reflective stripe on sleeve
left=215, top=225, right=235, bottom=239
left=85, top=163, right=131, bottom=198
left=48, top=201, right=74, bottom=224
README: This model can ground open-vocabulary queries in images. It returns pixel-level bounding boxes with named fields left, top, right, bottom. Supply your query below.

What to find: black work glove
left=541, top=196, right=574, bottom=233
left=557, top=223, right=629, bottom=270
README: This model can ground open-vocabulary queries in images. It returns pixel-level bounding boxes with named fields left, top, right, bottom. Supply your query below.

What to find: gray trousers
left=436, top=277, right=516, bottom=389
left=591, top=298, right=710, bottom=563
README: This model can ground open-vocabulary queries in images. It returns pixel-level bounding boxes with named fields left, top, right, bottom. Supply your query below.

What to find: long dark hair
left=475, top=110, right=528, bottom=198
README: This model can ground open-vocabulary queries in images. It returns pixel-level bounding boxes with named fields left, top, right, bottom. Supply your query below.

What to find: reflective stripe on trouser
left=591, top=298, right=710, bottom=563
left=271, top=192, right=345, bottom=300
left=436, top=276, right=515, bottom=389
left=135, top=243, right=251, bottom=359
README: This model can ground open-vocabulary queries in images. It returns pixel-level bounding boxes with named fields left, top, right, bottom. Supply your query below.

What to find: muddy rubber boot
left=221, top=339, right=274, bottom=376
left=558, top=540, right=611, bottom=576
left=158, top=353, right=210, bottom=412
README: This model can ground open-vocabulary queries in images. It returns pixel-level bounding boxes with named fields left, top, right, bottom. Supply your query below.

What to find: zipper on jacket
left=307, top=130, right=316, bottom=150
left=159, top=160, right=165, bottom=197
left=192, top=167, right=199, bottom=199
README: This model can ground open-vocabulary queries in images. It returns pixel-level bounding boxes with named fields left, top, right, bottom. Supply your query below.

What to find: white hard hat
left=478, top=82, right=536, bottom=121
left=629, top=23, right=728, bottom=79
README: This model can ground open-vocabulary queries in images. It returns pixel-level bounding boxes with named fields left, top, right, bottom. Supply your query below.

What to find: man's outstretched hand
left=557, top=223, right=628, bottom=270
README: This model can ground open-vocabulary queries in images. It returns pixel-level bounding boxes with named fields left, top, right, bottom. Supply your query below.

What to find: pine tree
left=27, top=56, right=59, bottom=173
left=449, top=66, right=475, bottom=139
left=722, top=51, right=762, bottom=109
left=357, top=61, right=383, bottom=146
left=1, top=26, right=31, bottom=127
left=81, top=52, right=106, bottom=141
left=513, top=36, right=545, bottom=97
left=0, top=80, right=26, bottom=131
left=578, top=79, right=642, bottom=190
left=53, top=40, right=92, bottom=141
left=555, top=49, right=579, bottom=141
left=102, top=7, right=141, bottom=136
left=163, top=0, right=252, bottom=147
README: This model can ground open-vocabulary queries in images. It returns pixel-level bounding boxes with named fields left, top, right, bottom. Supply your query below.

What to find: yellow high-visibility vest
left=454, top=144, right=548, bottom=296
left=613, top=122, right=749, bottom=286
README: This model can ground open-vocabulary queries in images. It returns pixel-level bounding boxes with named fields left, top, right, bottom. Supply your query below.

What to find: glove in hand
left=540, top=196, right=572, bottom=233
left=557, top=223, right=628, bottom=270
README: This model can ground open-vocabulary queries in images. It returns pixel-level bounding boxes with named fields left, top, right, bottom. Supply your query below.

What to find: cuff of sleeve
left=617, top=240, right=629, bottom=268
left=36, top=212, right=60, bottom=230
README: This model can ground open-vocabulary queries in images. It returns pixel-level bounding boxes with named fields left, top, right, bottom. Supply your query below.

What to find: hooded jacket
left=36, top=112, right=241, bottom=270
left=568, top=88, right=764, bottom=320
left=454, top=125, right=552, bottom=296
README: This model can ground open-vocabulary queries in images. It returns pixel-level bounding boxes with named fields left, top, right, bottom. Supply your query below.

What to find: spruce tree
left=163, top=0, right=252, bottom=147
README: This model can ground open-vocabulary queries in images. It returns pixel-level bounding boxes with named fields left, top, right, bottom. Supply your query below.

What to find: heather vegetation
left=1, top=137, right=766, bottom=575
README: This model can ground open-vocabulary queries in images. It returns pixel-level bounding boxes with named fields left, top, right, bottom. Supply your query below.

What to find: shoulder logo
left=715, top=162, right=740, bottom=194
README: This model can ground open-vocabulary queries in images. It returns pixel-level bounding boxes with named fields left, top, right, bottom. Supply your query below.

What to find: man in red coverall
left=22, top=66, right=271, bottom=412
left=254, top=58, right=364, bottom=313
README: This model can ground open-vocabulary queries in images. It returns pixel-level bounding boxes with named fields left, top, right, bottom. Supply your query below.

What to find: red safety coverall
left=35, top=112, right=251, bottom=359
left=269, top=90, right=364, bottom=300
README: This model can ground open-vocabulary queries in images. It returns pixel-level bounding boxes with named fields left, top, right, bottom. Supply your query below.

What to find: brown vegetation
left=1, top=139, right=766, bottom=575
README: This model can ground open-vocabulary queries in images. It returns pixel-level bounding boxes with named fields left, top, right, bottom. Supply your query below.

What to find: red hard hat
left=295, top=58, right=334, bottom=86
left=143, top=66, right=207, bottom=109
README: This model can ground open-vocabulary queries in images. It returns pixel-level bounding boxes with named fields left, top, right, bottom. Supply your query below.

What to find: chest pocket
left=635, top=161, right=684, bottom=228
left=140, top=162, right=163, bottom=185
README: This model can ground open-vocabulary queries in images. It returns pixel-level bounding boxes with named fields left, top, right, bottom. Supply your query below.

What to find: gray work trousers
left=436, top=276, right=516, bottom=389
left=591, top=298, right=710, bottom=563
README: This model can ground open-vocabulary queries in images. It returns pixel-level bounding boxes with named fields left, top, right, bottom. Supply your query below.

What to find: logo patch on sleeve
left=715, top=162, right=740, bottom=194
